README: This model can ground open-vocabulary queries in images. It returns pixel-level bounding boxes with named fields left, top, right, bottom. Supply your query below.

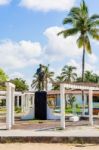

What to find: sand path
left=0, top=144, right=99, bottom=150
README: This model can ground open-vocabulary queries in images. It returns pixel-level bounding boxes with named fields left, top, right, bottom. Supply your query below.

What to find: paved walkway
left=0, top=126, right=99, bottom=137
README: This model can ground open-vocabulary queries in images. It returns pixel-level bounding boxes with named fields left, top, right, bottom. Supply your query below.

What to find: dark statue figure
left=35, top=64, right=47, bottom=120
left=36, top=64, right=45, bottom=91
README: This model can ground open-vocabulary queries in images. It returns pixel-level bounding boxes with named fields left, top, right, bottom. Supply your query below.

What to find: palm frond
left=90, top=14, right=99, bottom=20
left=58, top=28, right=78, bottom=38
left=77, top=35, right=84, bottom=48
left=69, top=7, right=81, bottom=20
left=80, top=0, right=88, bottom=16
left=85, top=36, right=92, bottom=53
left=92, top=20, right=99, bottom=26
left=63, top=17, right=73, bottom=25
left=89, top=29, right=99, bottom=40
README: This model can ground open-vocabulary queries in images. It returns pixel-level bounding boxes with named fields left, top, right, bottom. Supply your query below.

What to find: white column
left=21, top=94, right=25, bottom=112
left=60, top=84, right=65, bottom=129
left=17, top=96, right=20, bottom=107
left=25, top=94, right=28, bottom=111
left=6, top=83, right=12, bottom=130
left=24, top=94, right=26, bottom=111
left=11, top=87, right=15, bottom=125
left=32, top=94, right=35, bottom=119
left=89, top=89, right=93, bottom=126
left=82, top=93, right=86, bottom=116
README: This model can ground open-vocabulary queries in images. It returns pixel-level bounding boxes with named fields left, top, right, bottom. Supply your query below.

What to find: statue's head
left=39, top=64, right=42, bottom=68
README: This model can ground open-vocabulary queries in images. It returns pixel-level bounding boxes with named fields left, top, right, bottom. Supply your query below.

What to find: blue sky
left=0, top=0, right=99, bottom=87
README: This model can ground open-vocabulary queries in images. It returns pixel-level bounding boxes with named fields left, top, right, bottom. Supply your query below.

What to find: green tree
left=68, top=95, right=76, bottom=108
left=84, top=71, right=94, bottom=82
left=31, top=74, right=39, bottom=90
left=58, top=0, right=99, bottom=82
left=10, top=78, right=29, bottom=92
left=52, top=75, right=64, bottom=90
left=0, top=68, right=8, bottom=82
left=77, top=71, right=99, bottom=83
left=44, top=64, right=54, bottom=91
left=92, top=73, right=99, bottom=83
left=61, top=65, right=77, bottom=82
left=0, top=68, right=8, bottom=90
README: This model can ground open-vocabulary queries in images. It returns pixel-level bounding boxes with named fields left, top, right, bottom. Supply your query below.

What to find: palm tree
left=92, top=73, right=99, bottom=83
left=84, top=71, right=93, bottom=82
left=77, top=71, right=99, bottom=83
left=58, top=0, right=99, bottom=82
left=44, top=64, right=54, bottom=91
left=31, top=74, right=39, bottom=90
left=61, top=65, right=77, bottom=82
left=58, top=0, right=99, bottom=115
left=52, top=75, right=64, bottom=90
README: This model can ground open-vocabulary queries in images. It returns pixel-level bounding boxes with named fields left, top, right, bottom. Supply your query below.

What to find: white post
left=60, top=84, right=65, bottom=129
left=89, top=89, right=93, bottom=126
left=25, top=94, right=27, bottom=110
left=82, top=93, right=86, bottom=116
left=26, top=94, right=29, bottom=110
left=6, top=83, right=12, bottom=130
left=11, top=87, right=15, bottom=125
left=21, top=94, right=24, bottom=112
left=32, top=94, right=35, bottom=119
left=17, top=96, right=20, bottom=107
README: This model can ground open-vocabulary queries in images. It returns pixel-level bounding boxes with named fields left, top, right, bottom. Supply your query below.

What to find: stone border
left=0, top=136, right=99, bottom=144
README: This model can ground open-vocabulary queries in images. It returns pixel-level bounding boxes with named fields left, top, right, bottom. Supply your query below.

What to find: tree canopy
left=10, top=78, right=29, bottom=92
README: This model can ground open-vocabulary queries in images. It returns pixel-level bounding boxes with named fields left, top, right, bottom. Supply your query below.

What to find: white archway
left=60, top=83, right=99, bottom=129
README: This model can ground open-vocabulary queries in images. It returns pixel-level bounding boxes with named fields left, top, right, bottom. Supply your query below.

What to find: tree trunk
left=82, top=45, right=85, bottom=115
left=82, top=47, right=85, bottom=82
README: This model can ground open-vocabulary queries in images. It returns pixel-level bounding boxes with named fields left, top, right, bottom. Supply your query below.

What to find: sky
left=0, top=0, right=99, bottom=87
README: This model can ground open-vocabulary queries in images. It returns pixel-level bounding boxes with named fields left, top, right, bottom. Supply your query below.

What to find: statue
left=36, top=64, right=45, bottom=91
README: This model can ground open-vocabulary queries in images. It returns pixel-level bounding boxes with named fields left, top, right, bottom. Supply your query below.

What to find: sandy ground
left=0, top=144, right=99, bottom=150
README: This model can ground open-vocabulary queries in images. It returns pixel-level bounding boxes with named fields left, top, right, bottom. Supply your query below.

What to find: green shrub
left=15, top=106, right=22, bottom=113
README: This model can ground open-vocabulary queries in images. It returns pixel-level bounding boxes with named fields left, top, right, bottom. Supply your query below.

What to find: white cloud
left=44, top=26, right=82, bottom=61
left=0, top=40, right=43, bottom=69
left=19, top=0, right=76, bottom=12
left=67, top=59, right=81, bottom=75
left=9, top=72, right=24, bottom=79
left=0, top=0, right=11, bottom=5
left=88, top=53, right=98, bottom=64
left=67, top=59, right=98, bottom=76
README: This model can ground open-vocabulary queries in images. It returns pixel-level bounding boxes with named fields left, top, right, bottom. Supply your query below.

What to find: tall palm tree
left=58, top=0, right=99, bottom=82
left=58, top=0, right=99, bottom=115
left=61, top=65, right=77, bottom=82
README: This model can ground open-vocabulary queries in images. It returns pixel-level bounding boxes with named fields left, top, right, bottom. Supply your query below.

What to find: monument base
left=34, top=91, right=47, bottom=120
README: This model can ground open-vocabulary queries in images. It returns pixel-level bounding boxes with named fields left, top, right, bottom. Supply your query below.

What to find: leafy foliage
left=0, top=68, right=8, bottom=82
left=10, top=78, right=29, bottom=92
left=0, top=68, right=8, bottom=90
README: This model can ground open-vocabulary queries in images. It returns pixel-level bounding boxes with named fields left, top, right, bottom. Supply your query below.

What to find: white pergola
left=60, top=83, right=99, bottom=129
left=0, top=85, right=35, bottom=130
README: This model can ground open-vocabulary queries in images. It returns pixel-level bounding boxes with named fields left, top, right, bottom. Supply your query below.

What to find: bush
left=15, top=106, right=22, bottom=113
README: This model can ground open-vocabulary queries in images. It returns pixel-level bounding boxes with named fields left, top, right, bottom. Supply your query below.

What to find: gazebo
left=60, top=82, right=99, bottom=129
